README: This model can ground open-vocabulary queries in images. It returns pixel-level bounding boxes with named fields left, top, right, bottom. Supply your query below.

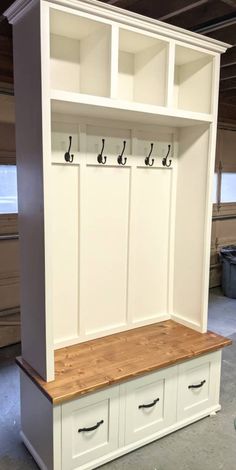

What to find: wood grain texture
left=16, top=320, right=232, bottom=405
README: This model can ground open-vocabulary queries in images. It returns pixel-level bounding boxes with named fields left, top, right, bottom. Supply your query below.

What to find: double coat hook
left=117, top=141, right=127, bottom=165
left=97, top=138, right=107, bottom=164
left=162, top=145, right=172, bottom=167
left=145, top=143, right=154, bottom=167
left=64, top=136, right=74, bottom=163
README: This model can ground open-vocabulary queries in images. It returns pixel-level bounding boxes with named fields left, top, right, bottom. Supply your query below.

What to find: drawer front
left=62, top=387, right=119, bottom=468
left=124, top=367, right=177, bottom=445
left=177, top=351, right=221, bottom=420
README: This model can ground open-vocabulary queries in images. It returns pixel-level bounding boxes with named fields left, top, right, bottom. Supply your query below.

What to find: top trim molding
left=4, top=0, right=230, bottom=53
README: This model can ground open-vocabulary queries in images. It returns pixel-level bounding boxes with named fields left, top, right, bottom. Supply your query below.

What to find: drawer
left=124, top=367, right=177, bottom=445
left=61, top=387, right=119, bottom=468
left=177, top=351, right=221, bottom=420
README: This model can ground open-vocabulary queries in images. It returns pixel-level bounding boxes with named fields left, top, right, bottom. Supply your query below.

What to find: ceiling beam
left=194, top=12, right=236, bottom=33
left=220, top=64, right=236, bottom=80
left=221, top=46, right=236, bottom=67
left=157, top=0, right=208, bottom=21
left=220, top=77, right=236, bottom=90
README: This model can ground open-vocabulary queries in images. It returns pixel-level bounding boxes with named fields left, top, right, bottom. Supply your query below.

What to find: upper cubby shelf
left=118, top=28, right=168, bottom=106
left=49, top=7, right=215, bottom=121
left=173, top=45, right=213, bottom=114
left=50, top=9, right=111, bottom=97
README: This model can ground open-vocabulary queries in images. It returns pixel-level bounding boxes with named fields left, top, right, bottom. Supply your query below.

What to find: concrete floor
left=0, top=287, right=236, bottom=470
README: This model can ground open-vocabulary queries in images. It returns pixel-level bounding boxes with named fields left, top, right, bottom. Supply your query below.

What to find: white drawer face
left=177, top=351, right=221, bottom=420
left=124, top=368, right=177, bottom=445
left=62, top=387, right=119, bottom=468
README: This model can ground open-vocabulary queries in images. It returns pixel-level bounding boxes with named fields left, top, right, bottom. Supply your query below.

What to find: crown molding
left=4, top=0, right=230, bottom=53
left=4, top=0, right=38, bottom=24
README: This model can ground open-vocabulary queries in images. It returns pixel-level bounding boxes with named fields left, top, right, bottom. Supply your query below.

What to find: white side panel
left=129, top=168, right=172, bottom=323
left=12, top=2, right=54, bottom=380
left=118, top=51, right=134, bottom=102
left=51, top=165, right=79, bottom=342
left=80, top=165, right=130, bottom=335
left=173, top=125, right=210, bottom=328
left=20, top=370, right=55, bottom=470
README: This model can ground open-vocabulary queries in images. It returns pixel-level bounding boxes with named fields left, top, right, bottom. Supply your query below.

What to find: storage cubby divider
left=50, top=8, right=111, bottom=97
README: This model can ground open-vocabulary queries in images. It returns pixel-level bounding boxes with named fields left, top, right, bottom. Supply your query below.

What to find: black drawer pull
left=78, top=420, right=104, bottom=433
left=139, top=398, right=160, bottom=409
left=188, top=380, right=206, bottom=390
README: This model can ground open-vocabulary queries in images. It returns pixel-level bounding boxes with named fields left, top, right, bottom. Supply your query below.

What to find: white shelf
left=51, top=90, right=213, bottom=128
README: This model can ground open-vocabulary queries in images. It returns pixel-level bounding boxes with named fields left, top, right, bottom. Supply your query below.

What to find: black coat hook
left=64, top=136, right=74, bottom=163
left=97, top=138, right=107, bottom=164
left=162, top=145, right=172, bottom=167
left=117, top=141, right=127, bottom=165
left=145, top=143, right=154, bottom=166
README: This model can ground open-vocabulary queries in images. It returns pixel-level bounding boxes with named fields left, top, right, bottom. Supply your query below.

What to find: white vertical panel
left=52, top=165, right=79, bottom=343
left=118, top=51, right=134, bottom=101
left=80, top=166, right=130, bottom=335
left=129, top=168, right=172, bottom=323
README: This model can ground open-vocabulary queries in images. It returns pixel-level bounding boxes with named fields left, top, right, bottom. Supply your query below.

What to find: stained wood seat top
left=16, top=320, right=231, bottom=404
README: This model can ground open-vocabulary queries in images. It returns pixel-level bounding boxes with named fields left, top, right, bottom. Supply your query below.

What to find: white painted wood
left=51, top=120, right=80, bottom=164
left=12, top=0, right=54, bottom=380
left=123, top=367, right=177, bottom=444
left=51, top=91, right=213, bottom=127
left=62, top=387, right=119, bottom=468
left=51, top=164, right=79, bottom=342
left=5, top=0, right=229, bottom=56
left=173, top=125, right=210, bottom=330
left=50, top=8, right=111, bottom=97
left=118, top=28, right=168, bottom=106
left=174, top=44, right=214, bottom=114
left=177, top=351, right=221, bottom=420
left=20, top=370, right=55, bottom=470
left=128, top=167, right=172, bottom=323
left=80, top=164, right=130, bottom=336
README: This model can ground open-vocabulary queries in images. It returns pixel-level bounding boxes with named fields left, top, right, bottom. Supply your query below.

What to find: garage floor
left=0, top=287, right=236, bottom=470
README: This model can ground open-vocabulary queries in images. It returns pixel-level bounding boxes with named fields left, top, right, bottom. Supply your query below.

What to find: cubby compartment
left=118, top=28, right=168, bottom=106
left=174, top=45, right=213, bottom=114
left=50, top=9, right=111, bottom=96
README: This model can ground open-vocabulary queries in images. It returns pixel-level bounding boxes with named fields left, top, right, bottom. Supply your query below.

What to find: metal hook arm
left=117, top=141, right=127, bottom=165
left=97, top=138, right=107, bottom=164
left=64, top=136, right=74, bottom=163
left=162, top=144, right=172, bottom=167
left=145, top=143, right=154, bottom=166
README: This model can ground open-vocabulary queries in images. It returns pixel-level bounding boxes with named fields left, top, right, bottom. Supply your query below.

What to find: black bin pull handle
left=138, top=397, right=160, bottom=409
left=78, top=419, right=104, bottom=433
left=188, top=379, right=206, bottom=390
